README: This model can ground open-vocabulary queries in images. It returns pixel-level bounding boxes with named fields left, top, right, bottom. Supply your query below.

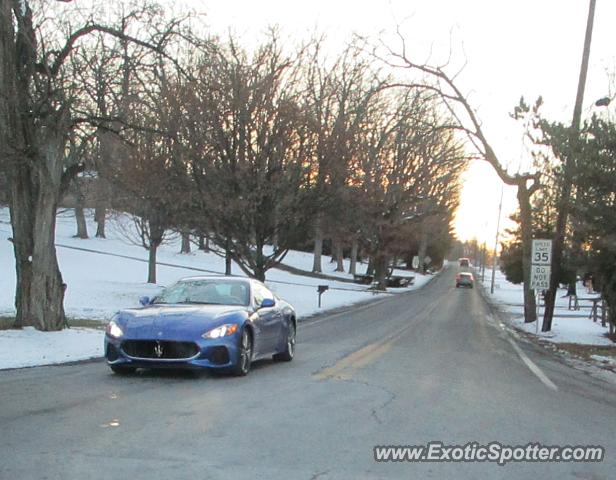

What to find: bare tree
left=110, top=48, right=195, bottom=283
left=182, top=34, right=315, bottom=281
left=302, top=40, right=382, bottom=273
left=0, top=0, right=191, bottom=329
left=353, top=87, right=465, bottom=289
left=378, top=33, right=541, bottom=320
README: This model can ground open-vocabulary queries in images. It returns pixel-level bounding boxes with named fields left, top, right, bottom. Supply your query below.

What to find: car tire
left=110, top=364, right=136, bottom=375
left=231, top=328, right=253, bottom=376
left=273, top=321, right=296, bottom=362
left=456, top=284, right=459, bottom=288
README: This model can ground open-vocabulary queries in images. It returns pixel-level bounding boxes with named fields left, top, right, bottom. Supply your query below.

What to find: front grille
left=121, top=340, right=199, bottom=360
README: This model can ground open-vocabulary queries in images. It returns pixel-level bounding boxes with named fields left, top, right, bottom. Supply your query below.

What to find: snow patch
left=478, top=267, right=614, bottom=347
left=590, top=355, right=616, bottom=366
left=0, top=327, right=104, bottom=369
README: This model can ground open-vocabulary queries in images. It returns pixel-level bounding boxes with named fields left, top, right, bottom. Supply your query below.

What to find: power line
left=52, top=242, right=399, bottom=295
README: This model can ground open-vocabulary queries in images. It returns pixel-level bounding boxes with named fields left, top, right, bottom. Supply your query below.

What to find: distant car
left=458, top=257, right=470, bottom=267
left=456, top=272, right=474, bottom=288
left=104, top=276, right=297, bottom=376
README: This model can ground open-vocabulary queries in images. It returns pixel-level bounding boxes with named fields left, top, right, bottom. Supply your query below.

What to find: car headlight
left=106, top=320, right=124, bottom=339
left=202, top=324, right=238, bottom=339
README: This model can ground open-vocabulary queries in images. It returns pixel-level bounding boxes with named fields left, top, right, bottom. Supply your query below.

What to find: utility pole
left=542, top=0, right=596, bottom=332
left=490, top=186, right=504, bottom=294
left=481, top=241, right=486, bottom=282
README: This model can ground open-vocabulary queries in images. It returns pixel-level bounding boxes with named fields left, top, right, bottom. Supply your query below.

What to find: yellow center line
left=312, top=301, right=441, bottom=381
left=312, top=331, right=399, bottom=381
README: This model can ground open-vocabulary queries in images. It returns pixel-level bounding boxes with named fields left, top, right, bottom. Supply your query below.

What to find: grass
left=67, top=318, right=106, bottom=330
left=0, top=317, right=14, bottom=330
left=544, top=341, right=616, bottom=373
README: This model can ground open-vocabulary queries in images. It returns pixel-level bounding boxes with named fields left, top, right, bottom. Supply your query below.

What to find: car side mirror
left=260, top=298, right=276, bottom=309
left=139, top=296, right=151, bottom=306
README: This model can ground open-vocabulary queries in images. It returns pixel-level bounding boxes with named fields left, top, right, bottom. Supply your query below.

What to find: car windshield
left=152, top=279, right=250, bottom=306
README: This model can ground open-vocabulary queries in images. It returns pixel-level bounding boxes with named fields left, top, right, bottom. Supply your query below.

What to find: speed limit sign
left=531, top=239, right=552, bottom=266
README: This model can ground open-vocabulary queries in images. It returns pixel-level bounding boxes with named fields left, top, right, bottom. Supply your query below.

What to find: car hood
left=115, top=304, right=249, bottom=341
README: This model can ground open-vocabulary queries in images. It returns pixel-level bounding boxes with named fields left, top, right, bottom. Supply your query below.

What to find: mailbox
left=317, top=285, right=329, bottom=308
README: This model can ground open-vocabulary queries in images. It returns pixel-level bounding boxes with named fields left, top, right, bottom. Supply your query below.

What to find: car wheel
left=231, top=328, right=253, bottom=376
left=110, top=364, right=136, bottom=375
left=273, top=321, right=296, bottom=362
left=456, top=284, right=459, bottom=288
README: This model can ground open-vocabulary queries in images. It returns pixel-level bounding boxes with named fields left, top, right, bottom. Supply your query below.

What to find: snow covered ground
left=0, top=327, right=104, bottom=369
left=478, top=267, right=614, bottom=347
left=0, top=208, right=433, bottom=369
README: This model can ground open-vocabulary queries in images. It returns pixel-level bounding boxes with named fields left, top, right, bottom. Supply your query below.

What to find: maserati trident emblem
left=154, top=341, right=164, bottom=358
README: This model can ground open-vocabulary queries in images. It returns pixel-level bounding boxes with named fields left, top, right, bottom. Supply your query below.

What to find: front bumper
left=104, top=334, right=239, bottom=370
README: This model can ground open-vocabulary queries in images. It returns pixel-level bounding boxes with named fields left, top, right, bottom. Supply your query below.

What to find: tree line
left=0, top=0, right=466, bottom=331
left=500, top=97, right=616, bottom=331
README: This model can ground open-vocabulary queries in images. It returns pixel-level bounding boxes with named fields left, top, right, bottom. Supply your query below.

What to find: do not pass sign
left=530, top=265, right=551, bottom=290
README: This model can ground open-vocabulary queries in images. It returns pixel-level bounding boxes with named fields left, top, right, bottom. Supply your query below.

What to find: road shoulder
left=476, top=280, right=616, bottom=386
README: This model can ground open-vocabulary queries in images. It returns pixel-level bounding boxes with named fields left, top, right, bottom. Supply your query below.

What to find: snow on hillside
left=0, top=208, right=433, bottom=369
left=478, top=267, right=613, bottom=347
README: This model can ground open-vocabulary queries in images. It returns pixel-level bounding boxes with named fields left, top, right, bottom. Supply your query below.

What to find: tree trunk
left=147, top=244, right=157, bottom=284
left=74, top=205, right=88, bottom=239
left=366, top=256, right=375, bottom=276
left=225, top=240, right=232, bottom=275
left=334, top=239, right=344, bottom=272
left=417, top=227, right=428, bottom=274
left=3, top=2, right=78, bottom=331
left=180, top=230, right=191, bottom=254
left=271, top=206, right=279, bottom=249
left=604, top=276, right=616, bottom=334
left=254, top=242, right=266, bottom=281
left=146, top=219, right=164, bottom=284
left=312, top=215, right=323, bottom=273
left=94, top=204, right=106, bottom=238
left=9, top=168, right=34, bottom=329
left=348, top=238, right=358, bottom=276
left=374, top=252, right=389, bottom=291
left=518, top=184, right=537, bottom=323
left=10, top=164, right=66, bottom=331
left=198, top=234, right=210, bottom=251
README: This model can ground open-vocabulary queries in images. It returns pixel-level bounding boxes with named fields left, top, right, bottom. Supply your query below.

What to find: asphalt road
left=1, top=266, right=615, bottom=480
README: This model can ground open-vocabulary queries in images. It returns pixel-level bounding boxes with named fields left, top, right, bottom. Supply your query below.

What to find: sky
left=180, top=0, right=616, bottom=244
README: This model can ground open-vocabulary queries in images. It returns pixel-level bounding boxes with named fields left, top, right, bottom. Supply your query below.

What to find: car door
left=252, top=282, right=283, bottom=356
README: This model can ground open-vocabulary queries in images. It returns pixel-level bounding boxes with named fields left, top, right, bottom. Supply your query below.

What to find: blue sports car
left=104, top=276, right=297, bottom=376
